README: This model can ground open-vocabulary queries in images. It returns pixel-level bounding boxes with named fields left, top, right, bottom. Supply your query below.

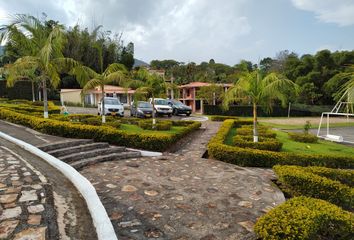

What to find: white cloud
left=291, top=0, right=354, bottom=26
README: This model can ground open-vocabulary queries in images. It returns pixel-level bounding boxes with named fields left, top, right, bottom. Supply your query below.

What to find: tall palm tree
left=223, top=69, right=298, bottom=142
left=0, top=15, right=78, bottom=118
left=71, top=50, right=128, bottom=123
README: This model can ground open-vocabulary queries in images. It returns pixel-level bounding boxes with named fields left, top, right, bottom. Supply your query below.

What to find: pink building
left=178, top=82, right=231, bottom=113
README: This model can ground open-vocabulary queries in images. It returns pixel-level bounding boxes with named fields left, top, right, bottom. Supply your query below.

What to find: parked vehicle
left=167, top=99, right=192, bottom=116
left=98, top=97, right=124, bottom=117
left=130, top=101, right=153, bottom=118
left=149, top=98, right=173, bottom=117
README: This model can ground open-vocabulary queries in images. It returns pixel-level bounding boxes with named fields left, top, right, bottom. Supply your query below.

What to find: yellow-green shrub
left=232, top=135, right=283, bottom=151
left=209, top=115, right=239, bottom=121
left=273, top=165, right=354, bottom=210
left=207, top=120, right=354, bottom=169
left=288, top=132, right=318, bottom=143
left=0, top=108, right=201, bottom=151
left=254, top=196, right=354, bottom=240
left=138, top=120, right=172, bottom=131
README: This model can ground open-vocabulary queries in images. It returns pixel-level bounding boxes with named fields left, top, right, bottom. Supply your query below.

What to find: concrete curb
left=0, top=131, right=117, bottom=240
left=126, top=148, right=162, bottom=157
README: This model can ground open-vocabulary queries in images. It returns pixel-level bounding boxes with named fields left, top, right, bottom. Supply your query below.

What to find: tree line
left=150, top=50, right=354, bottom=105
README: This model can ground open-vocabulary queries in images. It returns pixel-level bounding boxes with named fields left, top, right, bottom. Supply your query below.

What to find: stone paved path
left=0, top=146, right=57, bottom=239
left=81, top=121, right=285, bottom=240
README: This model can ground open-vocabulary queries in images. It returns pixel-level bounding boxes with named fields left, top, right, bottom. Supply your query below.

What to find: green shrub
left=104, top=121, right=121, bottom=129
left=207, top=120, right=354, bottom=169
left=232, top=135, right=283, bottom=151
left=209, top=115, right=239, bottom=121
left=236, top=127, right=277, bottom=138
left=0, top=108, right=201, bottom=151
left=288, top=132, right=318, bottom=143
left=305, top=166, right=354, bottom=187
left=273, top=165, right=354, bottom=210
left=138, top=120, right=172, bottom=131
left=254, top=196, right=354, bottom=240
left=81, top=117, right=102, bottom=126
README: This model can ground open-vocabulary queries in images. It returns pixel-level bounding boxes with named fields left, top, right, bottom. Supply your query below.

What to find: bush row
left=138, top=120, right=172, bottom=131
left=288, top=132, right=318, bottom=143
left=232, top=135, right=283, bottom=151
left=236, top=126, right=277, bottom=139
left=305, top=166, right=354, bottom=187
left=207, top=120, right=354, bottom=169
left=273, top=165, right=354, bottom=210
left=209, top=115, right=240, bottom=121
left=0, top=108, right=201, bottom=151
left=254, top=196, right=354, bottom=240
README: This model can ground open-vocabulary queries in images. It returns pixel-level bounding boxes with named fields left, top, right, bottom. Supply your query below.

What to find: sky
left=0, top=0, right=353, bottom=65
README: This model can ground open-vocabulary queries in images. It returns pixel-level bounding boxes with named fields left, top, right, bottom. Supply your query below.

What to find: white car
left=149, top=98, right=173, bottom=117
left=98, top=97, right=124, bottom=117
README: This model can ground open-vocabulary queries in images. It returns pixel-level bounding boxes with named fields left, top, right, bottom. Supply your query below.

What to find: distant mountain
left=134, top=58, right=149, bottom=68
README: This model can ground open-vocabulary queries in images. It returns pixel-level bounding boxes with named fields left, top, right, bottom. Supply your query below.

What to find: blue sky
left=0, top=0, right=353, bottom=65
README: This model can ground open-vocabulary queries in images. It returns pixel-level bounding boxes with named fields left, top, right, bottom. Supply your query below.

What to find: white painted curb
left=0, top=131, right=118, bottom=240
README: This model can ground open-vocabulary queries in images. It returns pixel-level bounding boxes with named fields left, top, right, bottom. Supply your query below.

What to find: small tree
left=223, top=69, right=298, bottom=142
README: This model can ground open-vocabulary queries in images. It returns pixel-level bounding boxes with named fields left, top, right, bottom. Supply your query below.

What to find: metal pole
left=326, top=113, right=329, bottom=136
left=317, top=113, right=324, bottom=137
left=287, top=102, right=291, bottom=118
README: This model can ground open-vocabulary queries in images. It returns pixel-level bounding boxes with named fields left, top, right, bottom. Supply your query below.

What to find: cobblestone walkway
left=81, top=121, right=285, bottom=240
left=0, top=146, right=58, bottom=239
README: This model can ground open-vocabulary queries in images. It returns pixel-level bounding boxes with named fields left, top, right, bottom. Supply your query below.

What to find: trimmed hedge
left=209, top=115, right=239, bottom=121
left=207, top=120, right=354, bottom=169
left=273, top=165, right=354, bottom=210
left=236, top=126, right=277, bottom=139
left=0, top=108, right=201, bottom=151
left=138, top=120, right=172, bottom=131
left=288, top=132, right=318, bottom=143
left=254, top=196, right=354, bottom=240
left=232, top=135, right=283, bottom=151
left=305, top=166, right=354, bottom=187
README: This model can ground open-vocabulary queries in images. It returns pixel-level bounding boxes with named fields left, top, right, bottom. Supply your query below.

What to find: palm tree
left=71, top=50, right=128, bottom=123
left=132, top=69, right=166, bottom=125
left=0, top=15, right=78, bottom=118
left=223, top=69, right=298, bottom=142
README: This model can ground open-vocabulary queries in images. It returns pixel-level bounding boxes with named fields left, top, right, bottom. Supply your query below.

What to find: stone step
left=71, top=151, right=141, bottom=170
left=47, top=142, right=110, bottom=158
left=59, top=146, right=126, bottom=163
left=38, top=139, right=93, bottom=152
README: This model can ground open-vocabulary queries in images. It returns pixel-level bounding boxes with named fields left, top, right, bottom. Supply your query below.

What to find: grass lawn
left=224, top=126, right=354, bottom=157
left=276, top=130, right=354, bottom=157
left=120, top=123, right=185, bottom=135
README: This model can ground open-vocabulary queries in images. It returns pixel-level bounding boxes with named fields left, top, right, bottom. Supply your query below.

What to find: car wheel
left=173, top=109, right=178, bottom=115
left=186, top=113, right=191, bottom=116
left=168, top=114, right=172, bottom=117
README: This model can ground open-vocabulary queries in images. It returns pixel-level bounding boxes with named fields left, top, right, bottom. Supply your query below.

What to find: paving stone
left=13, top=226, right=46, bottom=240
left=106, top=184, right=117, bottom=189
left=4, top=202, right=17, bottom=208
left=19, top=190, right=38, bottom=202
left=0, top=194, right=18, bottom=204
left=238, top=221, right=254, bottom=232
left=0, top=219, right=19, bottom=238
left=27, top=204, right=45, bottom=214
left=0, top=206, right=22, bottom=220
left=23, top=172, right=31, bottom=177
left=121, top=185, right=138, bottom=192
left=238, top=201, right=253, bottom=208
left=144, top=190, right=159, bottom=196
left=118, top=219, right=142, bottom=228
left=28, top=215, right=42, bottom=225
left=30, top=185, right=42, bottom=190
left=110, top=211, right=123, bottom=220
left=169, top=176, right=184, bottom=182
